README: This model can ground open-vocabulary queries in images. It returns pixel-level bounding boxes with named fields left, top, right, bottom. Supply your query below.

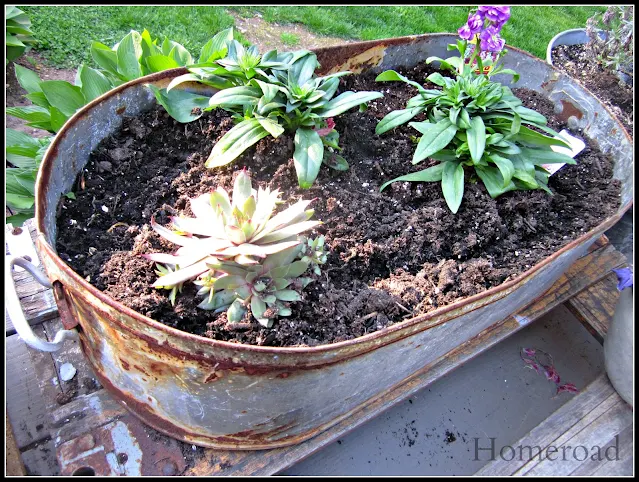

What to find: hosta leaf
left=168, top=43, right=193, bottom=66
left=39, top=81, right=86, bottom=117
left=514, top=125, right=570, bottom=148
left=116, top=31, right=143, bottom=80
left=148, top=84, right=210, bottom=123
left=25, top=92, right=50, bottom=109
left=380, top=163, right=445, bottom=192
left=13, top=64, right=41, bottom=93
left=410, top=119, right=458, bottom=164
left=467, top=116, right=486, bottom=163
left=208, top=85, right=261, bottom=108
left=50, top=106, right=69, bottom=132
left=205, top=118, right=269, bottom=168
left=441, top=161, right=464, bottom=214
left=293, top=127, right=324, bottom=189
left=475, top=165, right=517, bottom=198
left=146, top=54, right=181, bottom=73
left=198, top=27, right=234, bottom=63
left=79, top=65, right=113, bottom=102
left=314, top=91, right=383, bottom=118
left=376, top=107, right=424, bottom=135
left=519, top=146, right=577, bottom=165
left=91, top=41, right=119, bottom=78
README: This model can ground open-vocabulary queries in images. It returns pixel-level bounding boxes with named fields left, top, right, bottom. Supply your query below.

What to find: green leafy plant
left=6, top=6, right=37, bottom=63
left=159, top=38, right=383, bottom=188
left=280, top=32, right=300, bottom=47
left=144, top=170, right=327, bottom=327
left=585, top=6, right=633, bottom=78
left=376, top=23, right=575, bottom=213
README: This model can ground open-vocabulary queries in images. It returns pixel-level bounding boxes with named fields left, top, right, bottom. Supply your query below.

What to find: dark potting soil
left=55, top=62, right=622, bottom=347
left=551, top=43, right=633, bottom=138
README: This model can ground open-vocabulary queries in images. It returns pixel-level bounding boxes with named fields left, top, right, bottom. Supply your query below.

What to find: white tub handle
left=5, top=255, right=77, bottom=352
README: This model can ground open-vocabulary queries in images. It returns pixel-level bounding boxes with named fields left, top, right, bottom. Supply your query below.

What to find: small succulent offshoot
left=143, top=170, right=327, bottom=327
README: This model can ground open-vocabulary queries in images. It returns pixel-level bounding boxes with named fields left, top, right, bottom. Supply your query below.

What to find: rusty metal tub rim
left=35, top=33, right=633, bottom=355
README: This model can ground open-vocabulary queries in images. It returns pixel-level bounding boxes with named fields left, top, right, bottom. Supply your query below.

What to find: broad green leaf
left=79, top=65, right=113, bottom=102
left=40, top=80, right=86, bottom=117
left=514, top=125, right=570, bottom=148
left=146, top=54, right=181, bottom=73
left=380, top=163, right=444, bottom=191
left=514, top=105, right=547, bottom=125
left=289, top=52, right=319, bottom=86
left=50, top=106, right=69, bottom=132
left=488, top=154, right=515, bottom=187
left=205, top=118, right=270, bottom=168
left=13, top=64, right=41, bottom=93
left=91, top=41, right=119, bottom=77
left=293, top=127, right=324, bottom=189
left=253, top=79, right=280, bottom=103
left=116, top=31, right=143, bottom=80
left=198, top=27, right=234, bottom=63
left=441, top=161, right=464, bottom=214
left=513, top=169, right=539, bottom=187
left=410, top=119, right=458, bottom=164
left=467, top=116, right=486, bottom=163
left=475, top=165, right=517, bottom=198
left=6, top=105, right=51, bottom=124
left=427, top=72, right=448, bottom=87
left=314, top=91, right=383, bottom=118
left=25, top=91, right=50, bottom=108
left=256, top=116, right=285, bottom=138
left=168, top=43, right=193, bottom=66
left=323, top=152, right=349, bottom=171
left=511, top=111, right=521, bottom=135
left=147, top=84, right=210, bottom=123
left=208, top=86, right=261, bottom=108
left=375, top=107, right=423, bottom=135
left=6, top=128, right=41, bottom=149
left=520, top=146, right=577, bottom=165
left=375, top=69, right=425, bottom=92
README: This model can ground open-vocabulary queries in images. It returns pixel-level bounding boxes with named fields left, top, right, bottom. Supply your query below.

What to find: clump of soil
left=551, top=43, right=633, bottom=137
left=55, top=62, right=622, bottom=347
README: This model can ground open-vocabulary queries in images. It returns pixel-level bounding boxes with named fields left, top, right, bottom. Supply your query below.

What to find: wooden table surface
left=5, top=221, right=632, bottom=476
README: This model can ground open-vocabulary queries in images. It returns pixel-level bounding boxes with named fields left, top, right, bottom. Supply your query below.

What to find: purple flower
left=467, top=13, right=484, bottom=34
left=458, top=24, right=474, bottom=40
left=613, top=267, right=633, bottom=291
left=480, top=31, right=505, bottom=52
left=478, top=5, right=511, bottom=26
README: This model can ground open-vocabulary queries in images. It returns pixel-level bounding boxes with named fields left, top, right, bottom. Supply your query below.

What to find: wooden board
left=6, top=414, right=27, bottom=476
left=475, top=374, right=633, bottom=476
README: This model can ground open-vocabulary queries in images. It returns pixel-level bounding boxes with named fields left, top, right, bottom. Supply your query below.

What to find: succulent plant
left=144, top=170, right=327, bottom=327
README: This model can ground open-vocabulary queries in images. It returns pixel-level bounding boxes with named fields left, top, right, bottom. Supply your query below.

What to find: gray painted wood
left=20, top=439, right=60, bottom=476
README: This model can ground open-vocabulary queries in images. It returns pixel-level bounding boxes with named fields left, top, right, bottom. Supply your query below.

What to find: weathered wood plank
left=475, top=373, right=617, bottom=475
left=44, top=318, right=102, bottom=400
left=21, top=439, right=60, bottom=476
left=6, top=414, right=27, bottom=475
left=565, top=271, right=621, bottom=344
left=6, top=219, right=58, bottom=335
left=6, top=334, right=56, bottom=449
left=570, top=424, right=633, bottom=476
left=520, top=397, right=633, bottom=476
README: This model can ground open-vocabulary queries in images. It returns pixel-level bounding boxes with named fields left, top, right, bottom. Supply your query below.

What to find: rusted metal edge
left=34, top=34, right=633, bottom=356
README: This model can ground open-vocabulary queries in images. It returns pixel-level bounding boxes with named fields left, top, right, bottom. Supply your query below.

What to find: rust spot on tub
left=133, top=365, right=150, bottom=376
left=203, top=372, right=221, bottom=383
left=276, top=372, right=290, bottom=379
left=120, top=358, right=131, bottom=371
left=115, top=105, right=126, bottom=115
left=557, top=100, right=584, bottom=122
left=414, top=344, right=422, bottom=349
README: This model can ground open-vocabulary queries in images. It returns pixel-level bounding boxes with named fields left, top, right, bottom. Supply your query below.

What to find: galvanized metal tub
left=12, top=34, right=632, bottom=449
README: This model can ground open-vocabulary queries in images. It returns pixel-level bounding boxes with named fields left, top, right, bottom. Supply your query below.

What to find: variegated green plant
left=376, top=39, right=576, bottom=213
left=158, top=38, right=383, bottom=188
left=144, top=170, right=327, bottom=327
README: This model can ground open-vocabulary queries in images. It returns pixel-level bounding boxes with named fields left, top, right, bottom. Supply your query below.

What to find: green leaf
left=426, top=72, right=448, bottom=86
left=256, top=116, right=285, bottom=138
left=294, top=128, right=324, bottom=189
left=50, top=106, right=69, bottom=132
left=441, top=161, right=464, bottom=214
left=475, top=165, right=517, bottom=198
left=314, top=91, right=383, bottom=118
left=375, top=70, right=426, bottom=92
left=79, top=65, right=113, bottom=102
left=379, top=163, right=444, bottom=191
left=25, top=91, right=51, bottom=108
left=6, top=105, right=51, bottom=123
left=168, top=43, right=193, bottom=66
left=208, top=86, right=261, bottom=108
left=514, top=125, right=570, bottom=148
left=289, top=52, right=319, bottom=86
left=467, top=116, right=486, bottom=164
left=146, top=54, right=181, bottom=73
left=91, top=41, right=119, bottom=77
left=410, top=119, right=458, bottom=164
left=376, top=107, right=424, bottom=135
left=13, top=64, right=41, bottom=93
left=488, top=154, right=515, bottom=187
left=40, top=81, right=86, bottom=117
left=275, top=290, right=302, bottom=302
left=514, top=105, right=547, bottom=125
left=147, top=84, right=210, bottom=123
left=519, top=146, right=577, bottom=165
left=116, top=31, right=143, bottom=80
left=198, top=27, right=234, bottom=63
left=205, top=118, right=269, bottom=168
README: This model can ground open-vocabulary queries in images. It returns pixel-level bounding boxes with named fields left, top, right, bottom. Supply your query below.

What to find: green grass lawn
left=20, top=5, right=604, bottom=68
